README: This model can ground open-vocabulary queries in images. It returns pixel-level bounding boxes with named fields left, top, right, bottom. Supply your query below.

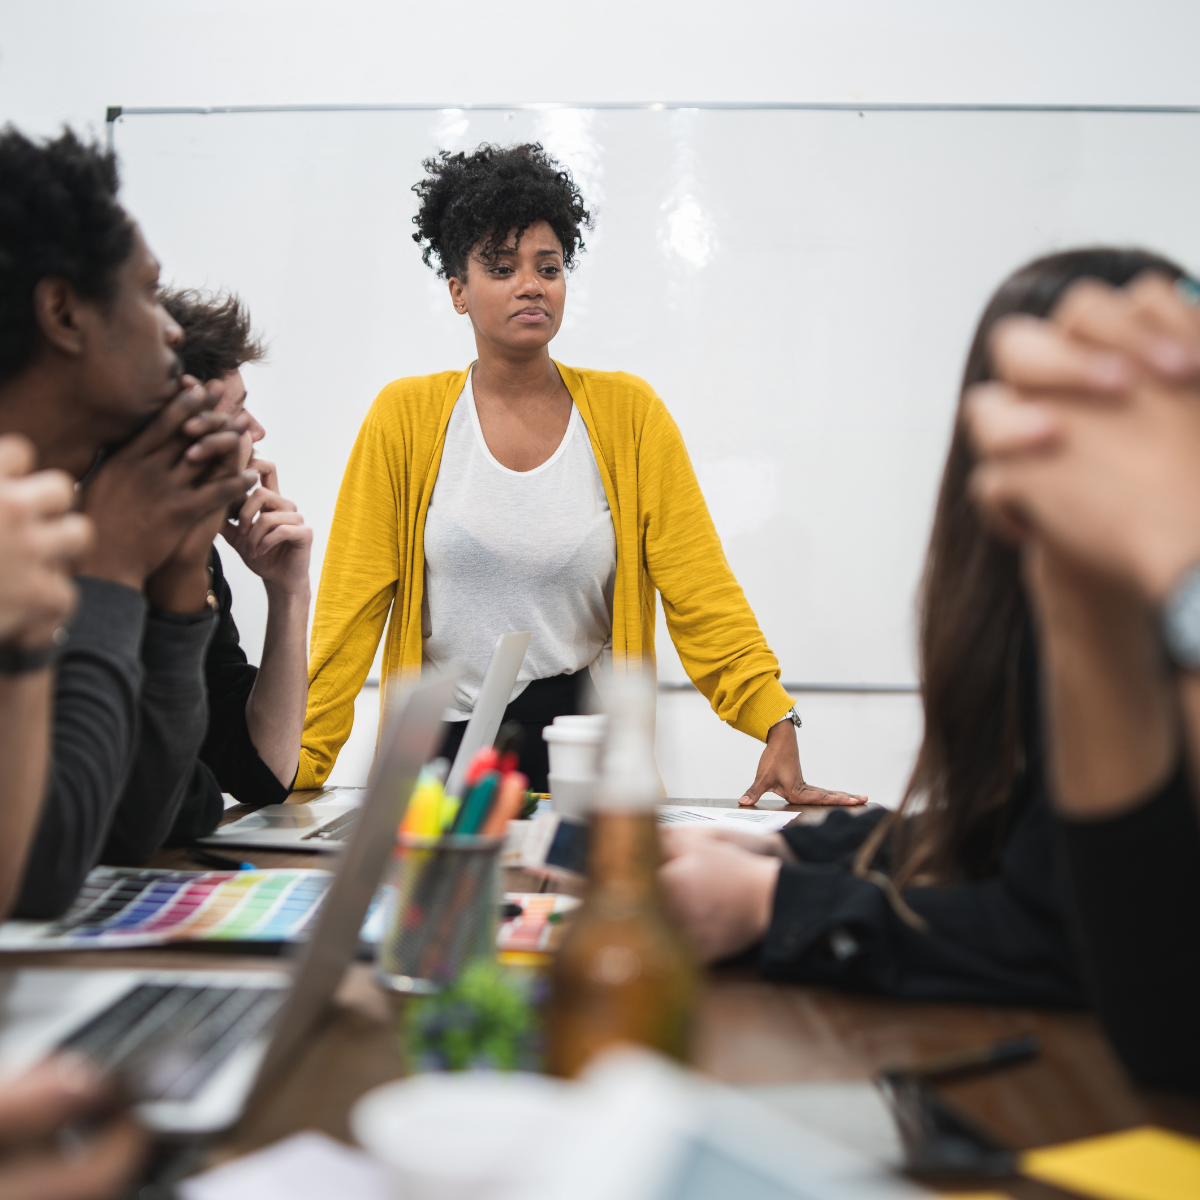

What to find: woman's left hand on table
left=740, top=719, right=867, bottom=808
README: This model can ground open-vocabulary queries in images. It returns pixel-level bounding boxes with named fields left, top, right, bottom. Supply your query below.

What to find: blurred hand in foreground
left=0, top=435, right=91, bottom=647
left=0, top=1056, right=146, bottom=1200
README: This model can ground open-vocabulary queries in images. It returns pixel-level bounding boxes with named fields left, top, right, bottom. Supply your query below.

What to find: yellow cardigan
left=297, top=364, right=794, bottom=789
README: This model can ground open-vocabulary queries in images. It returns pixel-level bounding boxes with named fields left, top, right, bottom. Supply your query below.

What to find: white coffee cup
left=546, top=774, right=594, bottom=820
left=549, top=714, right=608, bottom=734
left=542, top=719, right=606, bottom=782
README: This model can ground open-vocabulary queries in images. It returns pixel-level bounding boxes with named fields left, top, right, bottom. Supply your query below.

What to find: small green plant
left=405, top=959, right=539, bottom=1073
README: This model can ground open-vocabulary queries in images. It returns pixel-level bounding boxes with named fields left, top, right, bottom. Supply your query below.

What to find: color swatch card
left=0, top=866, right=334, bottom=950
left=496, top=892, right=580, bottom=953
left=0, top=870, right=576, bottom=956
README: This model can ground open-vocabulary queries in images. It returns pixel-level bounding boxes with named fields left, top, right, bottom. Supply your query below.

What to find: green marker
left=456, top=772, right=501, bottom=835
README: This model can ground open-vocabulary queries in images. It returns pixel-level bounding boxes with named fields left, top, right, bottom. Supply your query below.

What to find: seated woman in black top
left=158, top=289, right=312, bottom=839
left=659, top=247, right=1188, bottom=1007
left=964, top=269, right=1200, bottom=1091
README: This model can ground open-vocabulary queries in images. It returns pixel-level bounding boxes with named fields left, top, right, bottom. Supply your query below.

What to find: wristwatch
left=1161, top=564, right=1200, bottom=670
left=0, top=626, right=67, bottom=676
left=776, top=705, right=803, bottom=730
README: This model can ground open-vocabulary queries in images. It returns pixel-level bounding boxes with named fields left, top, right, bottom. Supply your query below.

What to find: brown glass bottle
left=546, top=673, right=696, bottom=1078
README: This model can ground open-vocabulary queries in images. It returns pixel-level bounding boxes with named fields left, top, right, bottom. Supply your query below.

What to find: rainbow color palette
left=0, top=866, right=334, bottom=950
left=0, top=872, right=579, bottom=956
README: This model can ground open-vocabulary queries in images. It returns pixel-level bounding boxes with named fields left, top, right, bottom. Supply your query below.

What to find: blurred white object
left=594, top=669, right=659, bottom=813
left=743, top=1082, right=904, bottom=1168
left=351, top=1071, right=579, bottom=1200
left=179, top=1131, right=391, bottom=1200
left=350, top=1047, right=930, bottom=1200
left=557, top=1048, right=927, bottom=1200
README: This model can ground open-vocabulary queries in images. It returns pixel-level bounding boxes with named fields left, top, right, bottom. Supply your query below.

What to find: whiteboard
left=111, top=106, right=1200, bottom=688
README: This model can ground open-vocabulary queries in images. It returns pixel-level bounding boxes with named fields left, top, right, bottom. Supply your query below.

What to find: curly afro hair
left=0, top=126, right=134, bottom=384
left=161, top=287, right=266, bottom=382
left=411, top=142, right=592, bottom=280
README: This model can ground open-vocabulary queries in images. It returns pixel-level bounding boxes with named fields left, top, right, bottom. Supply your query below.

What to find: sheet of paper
left=657, top=804, right=797, bottom=832
left=1021, top=1125, right=1200, bottom=1200
left=180, top=1132, right=391, bottom=1200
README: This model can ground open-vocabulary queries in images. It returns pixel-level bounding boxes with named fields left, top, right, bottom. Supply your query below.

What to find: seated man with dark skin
left=0, top=126, right=255, bottom=918
left=159, top=288, right=312, bottom=837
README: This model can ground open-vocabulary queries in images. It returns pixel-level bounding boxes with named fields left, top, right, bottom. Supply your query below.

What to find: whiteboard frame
left=105, top=100, right=1200, bottom=149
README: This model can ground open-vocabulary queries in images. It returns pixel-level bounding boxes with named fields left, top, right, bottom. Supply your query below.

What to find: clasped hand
left=78, top=378, right=257, bottom=609
left=0, top=1056, right=145, bottom=1200
left=965, top=271, right=1200, bottom=603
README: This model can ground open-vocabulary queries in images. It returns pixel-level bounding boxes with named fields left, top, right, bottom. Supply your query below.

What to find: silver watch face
left=1163, top=567, right=1200, bottom=670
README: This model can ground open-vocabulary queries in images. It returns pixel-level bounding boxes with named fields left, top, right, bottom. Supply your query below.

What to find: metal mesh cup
left=375, top=834, right=502, bottom=995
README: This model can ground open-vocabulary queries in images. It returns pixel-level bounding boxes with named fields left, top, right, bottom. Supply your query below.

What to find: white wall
left=3, top=2, right=1196, bottom=802
left=3, top=1, right=1198, bottom=130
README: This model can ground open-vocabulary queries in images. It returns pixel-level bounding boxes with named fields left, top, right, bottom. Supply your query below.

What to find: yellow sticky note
left=1021, top=1126, right=1200, bottom=1200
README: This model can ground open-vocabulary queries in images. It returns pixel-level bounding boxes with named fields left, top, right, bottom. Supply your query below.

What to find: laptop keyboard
left=303, top=810, right=359, bottom=841
left=61, top=981, right=286, bottom=1101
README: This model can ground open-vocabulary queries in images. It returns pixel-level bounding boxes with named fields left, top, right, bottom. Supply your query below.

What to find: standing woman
left=298, top=143, right=862, bottom=802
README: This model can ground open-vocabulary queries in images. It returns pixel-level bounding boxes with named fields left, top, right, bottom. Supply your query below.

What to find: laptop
left=0, top=676, right=453, bottom=1136
left=199, top=631, right=531, bottom=853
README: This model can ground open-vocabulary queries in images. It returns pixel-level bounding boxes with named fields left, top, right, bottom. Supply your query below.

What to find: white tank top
left=421, top=370, right=616, bottom=719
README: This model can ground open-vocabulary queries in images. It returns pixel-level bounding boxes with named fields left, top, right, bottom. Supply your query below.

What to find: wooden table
left=4, top=790, right=1197, bottom=1196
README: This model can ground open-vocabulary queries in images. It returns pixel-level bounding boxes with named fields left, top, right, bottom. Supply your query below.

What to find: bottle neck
left=592, top=720, right=658, bottom=815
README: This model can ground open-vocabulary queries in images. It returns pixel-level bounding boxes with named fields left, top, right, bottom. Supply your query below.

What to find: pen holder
left=376, top=834, right=502, bottom=996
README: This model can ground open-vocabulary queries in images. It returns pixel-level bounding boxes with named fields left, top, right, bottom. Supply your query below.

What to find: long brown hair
left=856, top=247, right=1185, bottom=896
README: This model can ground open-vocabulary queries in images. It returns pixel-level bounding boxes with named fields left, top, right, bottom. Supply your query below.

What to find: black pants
left=437, top=668, right=592, bottom=793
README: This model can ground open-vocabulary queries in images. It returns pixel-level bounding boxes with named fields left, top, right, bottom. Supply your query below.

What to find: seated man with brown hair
left=160, top=288, right=312, bottom=841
